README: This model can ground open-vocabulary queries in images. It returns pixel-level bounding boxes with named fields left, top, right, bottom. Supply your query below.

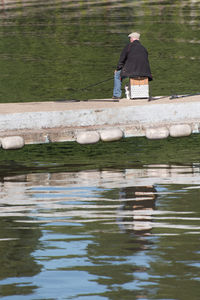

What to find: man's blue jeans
left=113, top=70, right=122, bottom=98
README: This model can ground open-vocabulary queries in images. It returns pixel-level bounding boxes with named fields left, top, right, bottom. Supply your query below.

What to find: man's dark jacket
left=116, top=40, right=152, bottom=81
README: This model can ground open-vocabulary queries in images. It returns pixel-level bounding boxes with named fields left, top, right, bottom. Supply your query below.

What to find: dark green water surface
left=0, top=0, right=199, bottom=102
left=1, top=135, right=200, bottom=299
left=0, top=1, right=200, bottom=299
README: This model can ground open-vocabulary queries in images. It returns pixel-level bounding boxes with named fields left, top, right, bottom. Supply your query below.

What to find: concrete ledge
left=0, top=96, right=199, bottom=146
left=1, top=98, right=200, bottom=130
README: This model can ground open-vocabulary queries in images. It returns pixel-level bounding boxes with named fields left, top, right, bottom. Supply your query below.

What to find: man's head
left=128, top=32, right=140, bottom=43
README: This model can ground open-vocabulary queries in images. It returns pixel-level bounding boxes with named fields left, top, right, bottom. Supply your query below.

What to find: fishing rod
left=56, top=77, right=114, bottom=102
left=75, top=77, right=113, bottom=92
left=148, top=93, right=200, bottom=102
left=148, top=95, right=168, bottom=101
left=169, top=93, right=200, bottom=100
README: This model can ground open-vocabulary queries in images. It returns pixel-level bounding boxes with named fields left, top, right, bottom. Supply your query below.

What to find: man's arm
left=116, top=44, right=129, bottom=71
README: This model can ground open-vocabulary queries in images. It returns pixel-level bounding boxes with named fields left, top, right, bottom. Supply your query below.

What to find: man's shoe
left=112, top=96, right=121, bottom=100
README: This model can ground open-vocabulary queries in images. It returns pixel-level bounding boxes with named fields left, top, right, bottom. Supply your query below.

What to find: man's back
left=120, top=40, right=152, bottom=80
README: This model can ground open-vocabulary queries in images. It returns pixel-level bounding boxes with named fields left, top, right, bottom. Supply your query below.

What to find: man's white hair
left=128, top=32, right=140, bottom=40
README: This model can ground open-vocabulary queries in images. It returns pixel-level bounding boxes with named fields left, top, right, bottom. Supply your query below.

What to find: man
left=113, top=32, right=152, bottom=99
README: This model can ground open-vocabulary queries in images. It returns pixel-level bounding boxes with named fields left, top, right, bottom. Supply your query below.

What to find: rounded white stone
left=1, top=136, right=25, bottom=150
left=169, top=124, right=192, bottom=137
left=76, top=131, right=100, bottom=144
left=145, top=127, right=169, bottom=139
left=100, top=128, right=123, bottom=142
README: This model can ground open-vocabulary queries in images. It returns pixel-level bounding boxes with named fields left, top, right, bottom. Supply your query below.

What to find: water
left=0, top=135, right=200, bottom=299
left=0, top=0, right=199, bottom=102
left=0, top=0, right=200, bottom=299
left=1, top=163, right=200, bottom=299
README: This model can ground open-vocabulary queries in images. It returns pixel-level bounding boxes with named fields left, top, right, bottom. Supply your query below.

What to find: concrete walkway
left=0, top=95, right=200, bottom=146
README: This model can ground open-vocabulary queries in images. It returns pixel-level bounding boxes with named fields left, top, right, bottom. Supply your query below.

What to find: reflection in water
left=0, top=218, right=42, bottom=296
left=0, top=164, right=200, bottom=224
left=118, top=186, right=157, bottom=235
left=0, top=164, right=199, bottom=219
left=0, top=165, right=200, bottom=298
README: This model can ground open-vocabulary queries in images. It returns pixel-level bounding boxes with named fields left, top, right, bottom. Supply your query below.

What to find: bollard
left=1, top=136, right=25, bottom=150
left=76, top=131, right=100, bottom=144
left=169, top=124, right=192, bottom=137
left=100, top=128, right=123, bottom=142
left=145, top=127, right=169, bottom=139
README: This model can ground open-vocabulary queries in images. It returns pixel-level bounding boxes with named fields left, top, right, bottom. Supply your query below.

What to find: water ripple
left=0, top=166, right=200, bottom=237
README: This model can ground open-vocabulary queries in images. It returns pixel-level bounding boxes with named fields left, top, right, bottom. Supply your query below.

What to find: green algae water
left=0, top=0, right=200, bottom=299
left=0, top=0, right=199, bottom=102
left=1, top=136, right=200, bottom=299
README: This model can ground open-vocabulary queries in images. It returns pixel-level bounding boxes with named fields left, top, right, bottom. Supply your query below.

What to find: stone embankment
left=0, top=95, right=200, bottom=149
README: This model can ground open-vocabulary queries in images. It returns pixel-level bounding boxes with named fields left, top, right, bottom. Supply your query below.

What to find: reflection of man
left=119, top=185, right=157, bottom=235
left=113, top=32, right=153, bottom=99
